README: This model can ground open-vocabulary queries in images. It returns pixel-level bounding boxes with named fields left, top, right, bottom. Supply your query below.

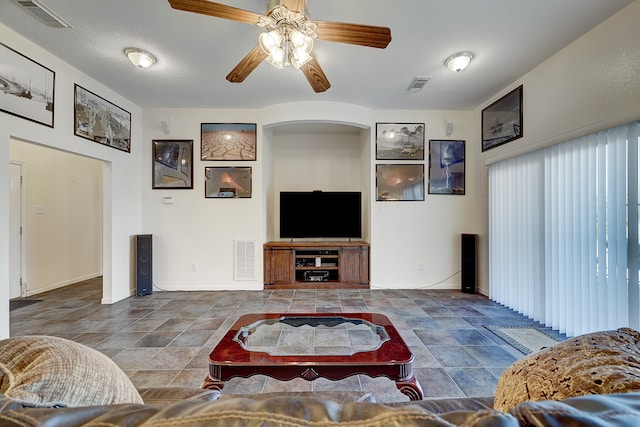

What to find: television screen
left=280, top=191, right=362, bottom=239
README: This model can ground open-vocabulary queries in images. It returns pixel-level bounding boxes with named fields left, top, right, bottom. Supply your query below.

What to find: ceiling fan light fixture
left=445, top=52, right=473, bottom=72
left=290, top=49, right=311, bottom=69
left=257, top=4, right=318, bottom=71
left=259, top=29, right=283, bottom=53
left=124, top=48, right=156, bottom=69
left=266, top=46, right=286, bottom=68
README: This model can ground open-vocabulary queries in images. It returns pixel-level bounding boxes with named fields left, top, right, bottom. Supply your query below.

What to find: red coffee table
left=202, top=312, right=423, bottom=400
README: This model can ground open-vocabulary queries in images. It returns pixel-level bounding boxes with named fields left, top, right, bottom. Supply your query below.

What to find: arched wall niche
left=259, top=103, right=373, bottom=243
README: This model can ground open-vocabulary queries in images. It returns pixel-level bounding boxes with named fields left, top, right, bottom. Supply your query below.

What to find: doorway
left=9, top=162, right=22, bottom=299
left=9, top=139, right=103, bottom=299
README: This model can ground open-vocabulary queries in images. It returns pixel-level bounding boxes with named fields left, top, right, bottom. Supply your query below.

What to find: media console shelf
left=264, top=241, right=370, bottom=289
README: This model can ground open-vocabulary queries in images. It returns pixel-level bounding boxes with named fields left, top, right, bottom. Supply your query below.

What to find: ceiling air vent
left=407, top=76, right=431, bottom=92
left=15, top=0, right=72, bottom=28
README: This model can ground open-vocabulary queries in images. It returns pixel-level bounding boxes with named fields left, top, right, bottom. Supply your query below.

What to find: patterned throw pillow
left=0, top=335, right=143, bottom=407
left=494, top=328, right=640, bottom=411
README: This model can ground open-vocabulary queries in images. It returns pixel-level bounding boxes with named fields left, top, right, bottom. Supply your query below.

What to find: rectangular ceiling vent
left=16, top=0, right=72, bottom=28
left=407, top=76, right=431, bottom=92
left=234, top=240, right=256, bottom=281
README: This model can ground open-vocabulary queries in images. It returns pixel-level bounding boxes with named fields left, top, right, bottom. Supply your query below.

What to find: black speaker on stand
left=135, top=234, right=153, bottom=296
left=461, top=234, right=477, bottom=294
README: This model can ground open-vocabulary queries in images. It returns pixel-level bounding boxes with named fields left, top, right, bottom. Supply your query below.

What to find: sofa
left=2, top=329, right=640, bottom=426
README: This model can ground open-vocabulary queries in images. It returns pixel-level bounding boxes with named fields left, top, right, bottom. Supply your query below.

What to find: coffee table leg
left=202, top=374, right=225, bottom=391
left=396, top=376, right=424, bottom=401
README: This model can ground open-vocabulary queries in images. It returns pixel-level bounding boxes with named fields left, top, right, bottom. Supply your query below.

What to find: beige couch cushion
left=0, top=335, right=143, bottom=407
left=494, top=328, right=640, bottom=411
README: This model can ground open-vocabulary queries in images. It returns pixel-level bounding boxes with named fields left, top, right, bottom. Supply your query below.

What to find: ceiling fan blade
left=168, top=0, right=263, bottom=25
left=280, top=0, right=307, bottom=13
left=300, top=56, right=331, bottom=93
left=314, top=21, right=391, bottom=49
left=226, top=45, right=269, bottom=83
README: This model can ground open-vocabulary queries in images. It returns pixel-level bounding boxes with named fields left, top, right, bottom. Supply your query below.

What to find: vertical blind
left=489, top=121, right=640, bottom=337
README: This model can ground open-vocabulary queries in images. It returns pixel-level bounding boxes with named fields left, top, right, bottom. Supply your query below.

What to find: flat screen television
left=280, top=191, right=362, bottom=239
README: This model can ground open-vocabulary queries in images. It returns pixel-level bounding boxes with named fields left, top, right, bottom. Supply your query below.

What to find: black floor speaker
left=135, top=234, right=153, bottom=296
left=461, top=234, right=477, bottom=294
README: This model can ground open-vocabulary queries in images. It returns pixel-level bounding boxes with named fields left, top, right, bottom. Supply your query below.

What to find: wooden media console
left=263, top=241, right=370, bottom=289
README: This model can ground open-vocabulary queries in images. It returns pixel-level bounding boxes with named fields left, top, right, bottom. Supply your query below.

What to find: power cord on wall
left=148, top=270, right=463, bottom=293
left=151, top=281, right=169, bottom=292
left=370, top=269, right=462, bottom=290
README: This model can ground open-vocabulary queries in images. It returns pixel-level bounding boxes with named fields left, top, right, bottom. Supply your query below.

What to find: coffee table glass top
left=233, top=316, right=390, bottom=356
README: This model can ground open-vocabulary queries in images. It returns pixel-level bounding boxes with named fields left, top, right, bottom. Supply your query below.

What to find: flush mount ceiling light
left=124, top=48, right=156, bottom=69
left=445, top=52, right=473, bottom=72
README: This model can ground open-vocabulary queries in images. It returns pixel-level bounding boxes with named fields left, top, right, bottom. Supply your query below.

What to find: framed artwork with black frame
left=205, top=166, right=252, bottom=198
left=481, top=85, right=523, bottom=151
left=428, top=139, right=465, bottom=195
left=375, top=123, right=425, bottom=160
left=74, top=84, right=131, bottom=152
left=201, top=123, right=256, bottom=161
left=0, top=42, right=55, bottom=127
left=152, top=139, right=193, bottom=189
left=376, top=164, right=424, bottom=201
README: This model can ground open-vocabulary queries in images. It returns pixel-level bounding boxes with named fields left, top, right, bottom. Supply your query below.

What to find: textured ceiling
left=0, top=0, right=633, bottom=110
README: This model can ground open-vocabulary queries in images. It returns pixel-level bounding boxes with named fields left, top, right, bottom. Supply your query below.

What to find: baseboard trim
left=25, top=273, right=102, bottom=297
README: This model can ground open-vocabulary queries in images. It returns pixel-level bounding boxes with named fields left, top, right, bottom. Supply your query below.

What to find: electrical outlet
left=191, top=263, right=198, bottom=272
left=418, top=262, right=424, bottom=271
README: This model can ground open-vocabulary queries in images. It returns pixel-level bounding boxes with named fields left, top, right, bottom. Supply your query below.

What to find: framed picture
left=376, top=164, right=424, bottom=201
left=0, top=42, right=55, bottom=127
left=428, top=139, right=465, bottom=195
left=205, top=166, right=252, bottom=198
left=152, top=139, right=193, bottom=189
left=375, top=123, right=425, bottom=160
left=74, top=84, right=131, bottom=153
left=481, top=85, right=523, bottom=151
left=201, top=123, right=256, bottom=161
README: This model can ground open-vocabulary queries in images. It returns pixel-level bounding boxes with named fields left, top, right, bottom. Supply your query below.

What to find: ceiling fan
left=168, top=0, right=392, bottom=93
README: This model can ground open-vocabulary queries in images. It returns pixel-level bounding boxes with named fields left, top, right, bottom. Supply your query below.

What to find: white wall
left=0, top=23, right=143, bottom=337
left=271, top=127, right=365, bottom=240
left=9, top=140, right=103, bottom=295
left=370, top=110, right=478, bottom=290
left=474, top=0, right=640, bottom=293
left=143, top=105, right=477, bottom=292
left=141, top=105, right=377, bottom=291
left=141, top=108, right=263, bottom=291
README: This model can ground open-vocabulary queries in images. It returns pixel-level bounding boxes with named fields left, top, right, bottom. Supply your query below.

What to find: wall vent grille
left=234, top=240, right=256, bottom=281
left=16, top=0, right=72, bottom=28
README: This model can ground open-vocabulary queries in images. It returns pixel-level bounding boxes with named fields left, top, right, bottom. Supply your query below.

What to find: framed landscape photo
left=152, top=139, right=193, bottom=189
left=201, top=123, right=256, bottom=161
left=428, top=139, right=465, bottom=195
left=376, top=123, right=425, bottom=160
left=482, top=85, right=523, bottom=151
left=0, top=42, right=55, bottom=127
left=74, top=84, right=131, bottom=153
left=205, top=166, right=252, bottom=198
left=376, top=164, right=424, bottom=201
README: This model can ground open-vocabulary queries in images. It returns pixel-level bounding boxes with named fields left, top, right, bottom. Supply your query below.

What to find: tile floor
left=9, top=278, right=566, bottom=403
